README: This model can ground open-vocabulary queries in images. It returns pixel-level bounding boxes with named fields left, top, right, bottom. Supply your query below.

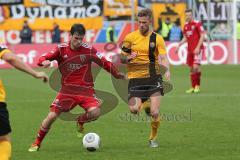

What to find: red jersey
left=38, top=42, right=121, bottom=94
left=183, top=20, right=204, bottom=53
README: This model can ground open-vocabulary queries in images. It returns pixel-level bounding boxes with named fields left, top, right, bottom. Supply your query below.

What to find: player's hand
left=164, top=71, right=171, bottom=81
left=34, top=72, right=49, bottom=83
left=117, top=72, right=128, bottom=80
left=41, top=60, right=51, bottom=68
left=193, top=47, right=200, bottom=55
left=127, top=52, right=137, bottom=61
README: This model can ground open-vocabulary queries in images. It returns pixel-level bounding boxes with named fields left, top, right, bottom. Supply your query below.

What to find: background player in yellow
left=121, top=8, right=170, bottom=147
left=0, top=41, right=48, bottom=160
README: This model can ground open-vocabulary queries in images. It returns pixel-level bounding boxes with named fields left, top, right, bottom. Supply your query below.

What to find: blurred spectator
left=155, top=17, right=162, bottom=35
left=20, top=20, right=32, bottom=44
left=210, top=23, right=230, bottom=40
left=161, top=17, right=173, bottom=41
left=169, top=19, right=183, bottom=41
left=106, top=23, right=116, bottom=42
left=138, top=0, right=145, bottom=8
left=52, top=23, right=61, bottom=43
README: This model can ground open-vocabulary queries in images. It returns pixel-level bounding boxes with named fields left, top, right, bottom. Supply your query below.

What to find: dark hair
left=70, top=24, right=86, bottom=35
left=175, top=18, right=181, bottom=26
left=137, top=8, right=152, bottom=19
left=185, top=9, right=192, bottom=13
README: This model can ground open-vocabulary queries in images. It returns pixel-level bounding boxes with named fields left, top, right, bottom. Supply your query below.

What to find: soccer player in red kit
left=28, top=24, right=126, bottom=152
left=176, top=9, right=205, bottom=93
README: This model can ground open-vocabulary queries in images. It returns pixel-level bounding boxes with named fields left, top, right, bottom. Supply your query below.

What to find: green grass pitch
left=1, top=65, right=240, bottom=160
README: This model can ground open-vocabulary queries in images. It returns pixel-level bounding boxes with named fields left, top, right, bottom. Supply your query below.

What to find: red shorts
left=187, top=51, right=202, bottom=67
left=50, top=93, right=101, bottom=114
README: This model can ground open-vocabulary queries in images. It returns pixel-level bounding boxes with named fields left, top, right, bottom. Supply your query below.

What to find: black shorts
left=128, top=75, right=164, bottom=102
left=0, top=102, right=11, bottom=136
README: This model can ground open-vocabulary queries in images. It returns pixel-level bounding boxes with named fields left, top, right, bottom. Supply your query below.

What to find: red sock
left=77, top=113, right=89, bottom=126
left=34, top=126, right=49, bottom=146
left=190, top=73, right=196, bottom=88
left=196, top=72, right=201, bottom=86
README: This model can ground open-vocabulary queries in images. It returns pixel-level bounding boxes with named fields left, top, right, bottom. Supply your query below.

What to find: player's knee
left=195, top=68, right=200, bottom=72
left=130, top=108, right=139, bottom=114
left=93, top=108, right=101, bottom=119
left=128, top=97, right=141, bottom=112
left=88, top=107, right=101, bottom=120
left=191, top=69, right=197, bottom=73
left=193, top=65, right=200, bottom=72
left=151, top=111, right=159, bottom=120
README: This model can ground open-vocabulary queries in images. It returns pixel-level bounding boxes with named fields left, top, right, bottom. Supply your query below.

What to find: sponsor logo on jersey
left=80, top=55, right=86, bottom=62
left=68, top=63, right=83, bottom=71
left=150, top=42, right=155, bottom=48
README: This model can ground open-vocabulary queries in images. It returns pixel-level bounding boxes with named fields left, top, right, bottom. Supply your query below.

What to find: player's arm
left=193, top=33, right=204, bottom=54
left=92, top=48, right=126, bottom=79
left=194, top=22, right=205, bottom=54
left=120, top=46, right=131, bottom=64
left=120, top=46, right=137, bottom=64
left=159, top=54, right=170, bottom=81
left=1, top=51, right=48, bottom=83
left=157, top=35, right=170, bottom=81
left=120, top=35, right=137, bottom=64
left=38, top=46, right=60, bottom=68
left=175, top=35, right=187, bottom=54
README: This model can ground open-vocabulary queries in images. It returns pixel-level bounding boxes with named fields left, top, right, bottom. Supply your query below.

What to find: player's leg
left=76, top=95, right=101, bottom=137
left=149, top=92, right=161, bottom=148
left=0, top=102, right=11, bottom=160
left=193, top=53, right=202, bottom=93
left=140, top=98, right=151, bottom=116
left=140, top=75, right=163, bottom=116
left=35, top=111, right=60, bottom=145
left=186, top=54, right=195, bottom=93
left=0, top=135, right=11, bottom=160
left=79, top=107, right=101, bottom=123
left=28, top=111, right=60, bottom=152
left=192, top=63, right=201, bottom=92
left=29, top=93, right=76, bottom=152
left=186, top=67, right=195, bottom=93
left=77, top=107, right=101, bottom=132
left=128, top=97, right=142, bottom=114
left=128, top=77, right=145, bottom=114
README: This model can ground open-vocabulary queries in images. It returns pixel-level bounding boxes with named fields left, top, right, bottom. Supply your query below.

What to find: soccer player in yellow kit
left=0, top=41, right=48, bottom=160
left=121, top=8, right=170, bottom=147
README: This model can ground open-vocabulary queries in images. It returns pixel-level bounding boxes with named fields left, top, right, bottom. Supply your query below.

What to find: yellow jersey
left=0, top=41, right=12, bottom=102
left=121, top=30, right=167, bottom=79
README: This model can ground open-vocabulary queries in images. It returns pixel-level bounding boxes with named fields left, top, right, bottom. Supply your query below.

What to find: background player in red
left=28, top=24, right=126, bottom=152
left=175, top=9, right=205, bottom=93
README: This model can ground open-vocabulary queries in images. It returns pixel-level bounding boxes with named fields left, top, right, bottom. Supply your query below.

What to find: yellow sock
left=0, top=140, right=11, bottom=160
left=149, top=116, right=160, bottom=140
left=140, top=99, right=150, bottom=111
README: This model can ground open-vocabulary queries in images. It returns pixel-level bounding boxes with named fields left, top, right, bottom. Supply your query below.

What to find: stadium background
left=1, top=0, right=240, bottom=67
left=0, top=0, right=240, bottom=160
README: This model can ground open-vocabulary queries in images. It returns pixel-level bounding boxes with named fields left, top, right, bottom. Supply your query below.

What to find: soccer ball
left=82, top=133, right=100, bottom=151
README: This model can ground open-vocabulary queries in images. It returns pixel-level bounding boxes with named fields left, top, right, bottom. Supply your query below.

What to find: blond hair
left=137, top=8, right=153, bottom=19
